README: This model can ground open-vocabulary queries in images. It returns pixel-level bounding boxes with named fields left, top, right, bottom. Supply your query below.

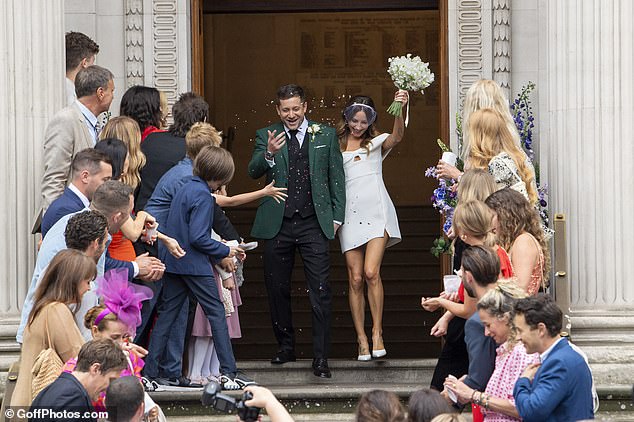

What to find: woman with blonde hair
left=424, top=201, right=512, bottom=422
left=98, top=121, right=183, bottom=263
left=437, top=79, right=520, bottom=174
left=445, top=281, right=539, bottom=421
left=100, top=116, right=146, bottom=190
left=461, top=79, right=521, bottom=160
left=436, top=80, right=537, bottom=203
left=422, top=200, right=513, bottom=318
left=426, top=170, right=499, bottom=392
left=456, top=169, right=498, bottom=203
left=485, top=188, right=550, bottom=294
left=439, top=108, right=537, bottom=205
left=12, top=249, right=96, bottom=407
left=468, top=108, right=537, bottom=204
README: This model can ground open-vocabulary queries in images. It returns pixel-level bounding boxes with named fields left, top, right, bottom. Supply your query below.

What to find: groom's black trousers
left=263, top=213, right=332, bottom=359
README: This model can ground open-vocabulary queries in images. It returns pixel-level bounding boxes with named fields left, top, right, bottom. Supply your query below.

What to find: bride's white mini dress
left=338, top=133, right=401, bottom=253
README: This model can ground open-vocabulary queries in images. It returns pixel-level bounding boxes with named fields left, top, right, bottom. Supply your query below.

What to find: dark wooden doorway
left=193, top=0, right=448, bottom=359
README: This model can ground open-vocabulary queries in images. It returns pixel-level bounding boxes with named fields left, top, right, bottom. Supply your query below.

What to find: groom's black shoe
left=312, top=358, right=332, bottom=378
left=271, top=350, right=296, bottom=364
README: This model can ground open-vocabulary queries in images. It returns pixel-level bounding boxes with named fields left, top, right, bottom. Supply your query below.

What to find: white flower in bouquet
left=386, top=54, right=434, bottom=118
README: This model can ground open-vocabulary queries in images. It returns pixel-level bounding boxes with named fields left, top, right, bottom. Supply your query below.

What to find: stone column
left=0, top=0, right=65, bottom=317
left=542, top=0, right=634, bottom=385
left=143, top=0, right=191, bottom=122
left=0, top=1, right=65, bottom=382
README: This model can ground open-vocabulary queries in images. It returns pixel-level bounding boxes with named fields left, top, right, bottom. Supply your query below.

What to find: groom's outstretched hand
left=267, top=130, right=287, bottom=155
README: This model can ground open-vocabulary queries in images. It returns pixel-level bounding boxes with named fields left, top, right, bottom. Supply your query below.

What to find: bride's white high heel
left=357, top=341, right=371, bottom=361
left=372, top=335, right=387, bottom=358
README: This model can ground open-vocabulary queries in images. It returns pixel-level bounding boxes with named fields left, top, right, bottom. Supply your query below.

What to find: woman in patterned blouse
left=445, top=281, right=539, bottom=421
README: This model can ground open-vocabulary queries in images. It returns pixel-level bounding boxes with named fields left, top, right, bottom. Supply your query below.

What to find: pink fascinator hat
left=95, top=268, right=153, bottom=336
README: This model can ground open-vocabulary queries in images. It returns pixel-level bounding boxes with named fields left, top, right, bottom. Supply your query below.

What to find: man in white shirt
left=248, top=84, right=345, bottom=378
left=41, top=148, right=112, bottom=237
left=65, top=32, right=99, bottom=106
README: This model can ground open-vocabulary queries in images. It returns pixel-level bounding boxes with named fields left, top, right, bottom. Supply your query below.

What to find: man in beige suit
left=39, top=65, right=115, bottom=218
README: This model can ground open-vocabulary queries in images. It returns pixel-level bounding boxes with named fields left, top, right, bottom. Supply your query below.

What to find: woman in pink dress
left=445, top=281, right=539, bottom=421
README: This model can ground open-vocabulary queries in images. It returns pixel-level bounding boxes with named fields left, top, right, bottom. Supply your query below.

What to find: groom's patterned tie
left=288, top=129, right=299, bottom=153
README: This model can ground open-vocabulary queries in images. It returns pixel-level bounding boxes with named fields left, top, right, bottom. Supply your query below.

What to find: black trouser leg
left=264, top=218, right=297, bottom=352
left=295, top=216, right=331, bottom=359
left=430, top=316, right=469, bottom=391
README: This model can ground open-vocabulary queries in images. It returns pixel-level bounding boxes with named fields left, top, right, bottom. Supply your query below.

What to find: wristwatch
left=265, top=150, right=275, bottom=160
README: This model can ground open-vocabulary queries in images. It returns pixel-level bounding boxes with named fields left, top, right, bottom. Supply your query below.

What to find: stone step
left=234, top=358, right=437, bottom=385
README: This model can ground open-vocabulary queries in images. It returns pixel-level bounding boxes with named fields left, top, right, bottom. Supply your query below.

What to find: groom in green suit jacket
left=248, top=84, right=345, bottom=378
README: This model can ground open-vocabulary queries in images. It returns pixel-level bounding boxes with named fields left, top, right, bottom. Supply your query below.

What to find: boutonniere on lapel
left=306, top=124, right=321, bottom=142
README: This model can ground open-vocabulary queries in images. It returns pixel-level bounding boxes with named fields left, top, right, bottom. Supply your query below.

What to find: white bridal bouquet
left=386, top=54, right=434, bottom=122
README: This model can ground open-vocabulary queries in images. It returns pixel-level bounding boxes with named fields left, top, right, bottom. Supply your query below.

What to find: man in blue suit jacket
left=513, top=294, right=594, bottom=421
left=41, top=148, right=112, bottom=237
left=41, top=150, right=163, bottom=284
left=31, top=339, right=127, bottom=422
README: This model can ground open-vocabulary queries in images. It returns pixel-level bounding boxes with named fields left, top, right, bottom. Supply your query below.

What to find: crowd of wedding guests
left=416, top=79, right=597, bottom=422
left=4, top=31, right=598, bottom=422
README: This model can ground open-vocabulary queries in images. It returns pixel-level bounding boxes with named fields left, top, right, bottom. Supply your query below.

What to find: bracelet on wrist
left=475, top=391, right=484, bottom=406
left=470, top=389, right=478, bottom=402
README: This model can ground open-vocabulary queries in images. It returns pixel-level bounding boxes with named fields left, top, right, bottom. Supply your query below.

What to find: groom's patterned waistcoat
left=284, top=130, right=314, bottom=218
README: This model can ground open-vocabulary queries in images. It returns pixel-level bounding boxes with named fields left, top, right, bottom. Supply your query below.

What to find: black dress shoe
left=271, top=350, right=296, bottom=364
left=312, top=358, right=332, bottom=378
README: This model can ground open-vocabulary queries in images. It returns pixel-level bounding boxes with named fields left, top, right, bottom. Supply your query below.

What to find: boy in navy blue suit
left=144, top=146, right=250, bottom=390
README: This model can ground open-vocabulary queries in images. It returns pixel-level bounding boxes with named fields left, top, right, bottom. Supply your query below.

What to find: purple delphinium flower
left=511, top=82, right=536, bottom=161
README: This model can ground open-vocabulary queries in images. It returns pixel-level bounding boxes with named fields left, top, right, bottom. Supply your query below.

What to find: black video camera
left=201, top=381, right=261, bottom=422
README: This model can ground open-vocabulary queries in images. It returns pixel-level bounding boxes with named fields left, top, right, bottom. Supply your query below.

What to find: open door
left=192, top=0, right=448, bottom=359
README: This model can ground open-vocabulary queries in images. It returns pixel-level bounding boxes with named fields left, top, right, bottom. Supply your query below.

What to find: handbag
left=31, top=310, right=63, bottom=400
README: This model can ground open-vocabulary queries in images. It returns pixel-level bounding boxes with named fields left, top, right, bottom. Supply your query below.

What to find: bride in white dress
left=337, top=90, right=408, bottom=361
